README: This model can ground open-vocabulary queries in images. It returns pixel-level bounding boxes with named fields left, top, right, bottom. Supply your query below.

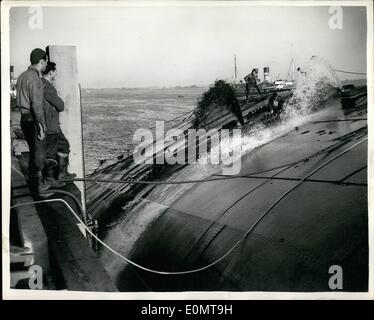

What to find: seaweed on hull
left=193, top=80, right=244, bottom=129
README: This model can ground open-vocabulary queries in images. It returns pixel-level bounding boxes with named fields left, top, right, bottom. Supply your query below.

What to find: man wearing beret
left=42, top=61, right=76, bottom=187
left=16, top=48, right=53, bottom=197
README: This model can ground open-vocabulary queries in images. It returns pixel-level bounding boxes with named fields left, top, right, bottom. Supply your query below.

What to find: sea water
left=81, top=86, right=206, bottom=173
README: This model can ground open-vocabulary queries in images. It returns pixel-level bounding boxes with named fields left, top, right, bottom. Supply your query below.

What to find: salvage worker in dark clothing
left=16, top=48, right=53, bottom=197
left=267, top=92, right=285, bottom=114
left=244, top=69, right=262, bottom=99
left=42, top=61, right=76, bottom=183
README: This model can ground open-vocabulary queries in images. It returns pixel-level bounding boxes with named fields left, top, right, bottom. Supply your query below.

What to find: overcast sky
left=9, top=4, right=367, bottom=88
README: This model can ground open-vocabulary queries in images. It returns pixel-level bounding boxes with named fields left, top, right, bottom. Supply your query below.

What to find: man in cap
left=16, top=48, right=53, bottom=197
left=42, top=61, right=76, bottom=185
left=244, top=69, right=262, bottom=100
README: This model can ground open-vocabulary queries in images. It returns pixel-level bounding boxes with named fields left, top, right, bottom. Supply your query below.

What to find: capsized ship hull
left=86, top=86, right=368, bottom=291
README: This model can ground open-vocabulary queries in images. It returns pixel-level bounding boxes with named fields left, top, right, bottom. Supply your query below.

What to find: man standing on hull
left=16, top=48, right=53, bottom=197
left=42, top=61, right=76, bottom=183
left=244, top=68, right=262, bottom=100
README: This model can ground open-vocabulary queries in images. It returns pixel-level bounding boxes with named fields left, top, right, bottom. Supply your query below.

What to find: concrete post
left=47, top=45, right=86, bottom=212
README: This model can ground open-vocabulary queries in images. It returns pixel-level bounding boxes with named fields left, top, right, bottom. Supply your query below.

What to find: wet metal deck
left=10, top=153, right=117, bottom=291
left=116, top=97, right=368, bottom=291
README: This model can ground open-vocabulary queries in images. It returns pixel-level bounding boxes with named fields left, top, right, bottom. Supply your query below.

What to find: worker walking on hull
left=42, top=61, right=76, bottom=184
left=16, top=48, right=54, bottom=197
left=244, top=69, right=262, bottom=99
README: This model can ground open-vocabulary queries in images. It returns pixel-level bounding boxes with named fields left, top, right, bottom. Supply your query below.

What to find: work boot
left=57, top=152, right=76, bottom=182
left=28, top=172, right=54, bottom=198
left=43, top=159, right=66, bottom=188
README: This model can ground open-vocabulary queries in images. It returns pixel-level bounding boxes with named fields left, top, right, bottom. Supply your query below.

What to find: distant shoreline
left=81, top=85, right=209, bottom=91
left=81, top=79, right=366, bottom=91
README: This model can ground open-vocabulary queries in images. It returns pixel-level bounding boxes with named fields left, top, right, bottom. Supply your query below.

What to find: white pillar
left=47, top=45, right=86, bottom=211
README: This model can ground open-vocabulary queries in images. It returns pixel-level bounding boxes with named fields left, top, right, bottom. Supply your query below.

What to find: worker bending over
left=267, top=92, right=285, bottom=114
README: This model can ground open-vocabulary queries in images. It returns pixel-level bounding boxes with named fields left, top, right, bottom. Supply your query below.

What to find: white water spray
left=100, top=57, right=343, bottom=283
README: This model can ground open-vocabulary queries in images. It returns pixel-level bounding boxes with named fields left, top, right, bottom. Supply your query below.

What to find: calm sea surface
left=81, top=87, right=206, bottom=173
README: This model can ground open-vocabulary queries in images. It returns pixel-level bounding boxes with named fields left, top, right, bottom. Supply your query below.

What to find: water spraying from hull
left=98, top=58, right=346, bottom=287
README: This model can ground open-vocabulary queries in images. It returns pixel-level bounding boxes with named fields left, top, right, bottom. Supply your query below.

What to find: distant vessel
left=231, top=55, right=296, bottom=97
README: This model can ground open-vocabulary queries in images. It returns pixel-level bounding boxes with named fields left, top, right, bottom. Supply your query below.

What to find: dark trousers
left=45, top=130, right=70, bottom=159
left=20, top=114, right=46, bottom=176
left=246, top=83, right=261, bottom=97
left=57, top=131, right=70, bottom=154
